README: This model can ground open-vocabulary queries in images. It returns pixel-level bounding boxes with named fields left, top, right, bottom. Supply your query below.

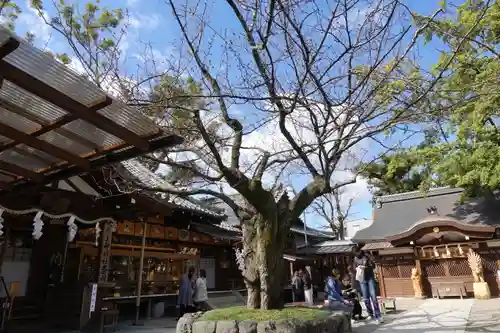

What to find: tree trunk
left=256, top=216, right=287, bottom=310
left=241, top=221, right=261, bottom=309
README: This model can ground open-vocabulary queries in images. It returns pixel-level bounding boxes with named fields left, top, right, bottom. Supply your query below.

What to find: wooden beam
left=0, top=123, right=90, bottom=169
left=0, top=160, right=43, bottom=181
left=0, top=38, right=20, bottom=59
left=12, top=147, right=56, bottom=166
left=0, top=98, right=100, bottom=151
left=3, top=134, right=183, bottom=197
left=0, top=61, right=150, bottom=150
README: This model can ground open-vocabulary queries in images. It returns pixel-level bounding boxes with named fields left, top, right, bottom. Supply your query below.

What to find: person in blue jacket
left=325, top=269, right=352, bottom=314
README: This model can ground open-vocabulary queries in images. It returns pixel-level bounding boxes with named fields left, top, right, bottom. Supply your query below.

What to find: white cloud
left=17, top=1, right=52, bottom=45
left=128, top=13, right=162, bottom=30
left=126, top=0, right=140, bottom=8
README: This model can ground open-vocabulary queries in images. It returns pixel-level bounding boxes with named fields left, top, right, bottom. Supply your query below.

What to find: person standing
left=291, top=270, right=304, bottom=302
left=177, top=266, right=195, bottom=319
left=194, top=269, right=210, bottom=311
left=352, top=246, right=383, bottom=323
left=303, top=268, right=313, bottom=305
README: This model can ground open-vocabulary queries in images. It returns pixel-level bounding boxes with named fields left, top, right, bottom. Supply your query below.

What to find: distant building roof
left=353, top=187, right=500, bottom=242
left=296, top=240, right=355, bottom=255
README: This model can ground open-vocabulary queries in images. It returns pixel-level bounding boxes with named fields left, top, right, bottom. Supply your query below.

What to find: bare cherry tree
left=312, top=188, right=355, bottom=240
left=128, top=0, right=450, bottom=310
left=17, top=0, right=474, bottom=311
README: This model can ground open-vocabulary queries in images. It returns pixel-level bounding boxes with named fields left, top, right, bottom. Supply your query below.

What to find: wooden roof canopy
left=0, top=27, right=182, bottom=193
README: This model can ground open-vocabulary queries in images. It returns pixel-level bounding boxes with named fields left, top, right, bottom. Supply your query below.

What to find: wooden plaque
left=134, top=223, right=150, bottom=237
left=178, top=229, right=190, bottom=242
left=165, top=227, right=178, bottom=240
left=150, top=225, right=165, bottom=239
left=118, top=221, right=135, bottom=236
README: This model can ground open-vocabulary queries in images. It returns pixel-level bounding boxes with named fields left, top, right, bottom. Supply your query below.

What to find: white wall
left=344, top=218, right=373, bottom=240
left=0, top=261, right=31, bottom=297
left=0, top=247, right=33, bottom=297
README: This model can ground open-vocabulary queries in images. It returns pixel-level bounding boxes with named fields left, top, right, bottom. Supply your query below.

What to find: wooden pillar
left=377, top=263, right=386, bottom=298
left=98, top=222, right=113, bottom=283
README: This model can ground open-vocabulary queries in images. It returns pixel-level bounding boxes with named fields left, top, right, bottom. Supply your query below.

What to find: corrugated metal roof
left=0, top=26, right=174, bottom=188
left=120, top=158, right=225, bottom=218
left=0, top=30, right=104, bottom=105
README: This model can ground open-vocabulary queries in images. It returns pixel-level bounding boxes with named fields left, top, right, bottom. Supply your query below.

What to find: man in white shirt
left=194, top=269, right=211, bottom=311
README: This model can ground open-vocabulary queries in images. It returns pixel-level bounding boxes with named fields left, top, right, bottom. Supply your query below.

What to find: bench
left=376, top=297, right=396, bottom=315
left=432, top=282, right=465, bottom=299
left=99, top=308, right=119, bottom=333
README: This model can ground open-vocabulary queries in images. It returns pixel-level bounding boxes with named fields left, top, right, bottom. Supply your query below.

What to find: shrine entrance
left=380, top=217, right=500, bottom=299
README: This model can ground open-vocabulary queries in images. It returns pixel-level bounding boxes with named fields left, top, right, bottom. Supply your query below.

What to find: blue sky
left=8, top=0, right=455, bottom=229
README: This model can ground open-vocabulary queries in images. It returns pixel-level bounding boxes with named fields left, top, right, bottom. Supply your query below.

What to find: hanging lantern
left=32, top=211, right=44, bottom=240
left=0, top=209, right=4, bottom=237
left=95, top=222, right=102, bottom=246
left=67, top=216, right=78, bottom=242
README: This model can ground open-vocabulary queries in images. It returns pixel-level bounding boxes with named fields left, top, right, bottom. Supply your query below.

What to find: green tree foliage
left=360, top=1, right=499, bottom=199
left=359, top=153, right=425, bottom=198
left=5, top=0, right=125, bottom=87
left=141, top=75, right=223, bottom=179
left=0, top=1, right=21, bottom=31
left=410, top=0, right=500, bottom=197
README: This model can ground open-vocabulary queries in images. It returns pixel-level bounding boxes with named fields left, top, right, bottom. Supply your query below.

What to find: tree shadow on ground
left=353, top=308, right=500, bottom=333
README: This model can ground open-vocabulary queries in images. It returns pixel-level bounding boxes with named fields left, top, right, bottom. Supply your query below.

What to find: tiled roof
left=361, top=242, right=393, bottom=251
left=119, top=159, right=225, bottom=218
left=355, top=187, right=500, bottom=241
left=376, top=187, right=463, bottom=203
left=192, top=222, right=241, bottom=241
left=295, top=240, right=355, bottom=255
left=290, top=226, right=335, bottom=239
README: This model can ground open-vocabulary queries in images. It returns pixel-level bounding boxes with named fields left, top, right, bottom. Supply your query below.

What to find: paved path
left=353, top=298, right=500, bottom=333
left=48, top=298, right=500, bottom=333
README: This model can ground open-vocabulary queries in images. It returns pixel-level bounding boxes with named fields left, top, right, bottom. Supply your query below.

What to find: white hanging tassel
left=67, top=216, right=78, bottom=242
left=433, top=247, right=439, bottom=257
left=0, top=209, right=4, bottom=237
left=445, top=245, right=451, bottom=257
left=32, top=211, right=44, bottom=240
left=94, top=222, right=102, bottom=246
left=458, top=245, right=464, bottom=255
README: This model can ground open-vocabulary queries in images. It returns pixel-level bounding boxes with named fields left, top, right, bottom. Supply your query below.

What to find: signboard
left=89, top=283, right=98, bottom=317
left=98, top=223, right=113, bottom=282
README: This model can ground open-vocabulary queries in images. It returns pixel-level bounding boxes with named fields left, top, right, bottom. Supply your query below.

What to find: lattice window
left=399, top=263, right=413, bottom=278
left=381, top=264, right=400, bottom=278
left=423, top=261, right=446, bottom=277
left=482, top=255, right=498, bottom=275
left=447, top=259, right=472, bottom=276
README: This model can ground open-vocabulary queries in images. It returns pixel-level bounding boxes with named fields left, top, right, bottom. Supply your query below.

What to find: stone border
left=177, top=311, right=352, bottom=333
